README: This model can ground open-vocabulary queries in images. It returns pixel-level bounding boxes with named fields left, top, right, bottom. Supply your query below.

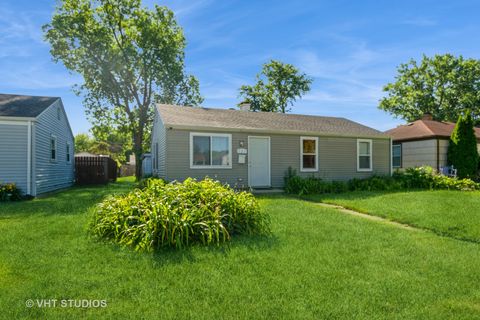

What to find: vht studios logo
left=26, top=299, right=107, bottom=308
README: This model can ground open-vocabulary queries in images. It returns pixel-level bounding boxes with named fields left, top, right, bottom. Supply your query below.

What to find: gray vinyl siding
left=164, top=129, right=391, bottom=188
left=0, top=123, right=29, bottom=193
left=151, top=109, right=167, bottom=178
left=165, top=130, right=249, bottom=188
left=34, top=100, right=74, bottom=194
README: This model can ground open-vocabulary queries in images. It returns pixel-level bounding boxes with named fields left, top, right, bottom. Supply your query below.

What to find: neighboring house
left=142, top=153, right=152, bottom=177
left=151, top=104, right=391, bottom=188
left=120, top=154, right=136, bottom=176
left=0, top=94, right=75, bottom=196
left=386, top=113, right=480, bottom=170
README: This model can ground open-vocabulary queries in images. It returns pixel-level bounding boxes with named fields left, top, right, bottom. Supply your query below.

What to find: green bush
left=0, top=182, right=22, bottom=201
left=447, top=111, right=479, bottom=179
left=284, top=166, right=480, bottom=195
left=90, top=178, right=270, bottom=251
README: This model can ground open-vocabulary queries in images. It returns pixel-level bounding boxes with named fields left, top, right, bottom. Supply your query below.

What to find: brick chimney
left=238, top=102, right=251, bottom=112
left=422, top=112, right=433, bottom=121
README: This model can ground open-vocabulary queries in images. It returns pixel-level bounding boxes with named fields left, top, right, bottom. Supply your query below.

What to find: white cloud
left=0, top=62, right=82, bottom=90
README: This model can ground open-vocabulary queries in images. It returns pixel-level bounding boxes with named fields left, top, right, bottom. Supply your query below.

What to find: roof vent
left=238, top=102, right=251, bottom=112
left=422, top=113, right=433, bottom=121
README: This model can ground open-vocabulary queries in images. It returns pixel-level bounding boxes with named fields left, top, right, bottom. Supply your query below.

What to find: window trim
left=50, top=135, right=57, bottom=162
left=189, top=132, right=232, bottom=169
left=300, top=136, right=319, bottom=172
left=66, top=142, right=71, bottom=163
left=392, top=143, right=402, bottom=169
left=357, top=139, right=373, bottom=172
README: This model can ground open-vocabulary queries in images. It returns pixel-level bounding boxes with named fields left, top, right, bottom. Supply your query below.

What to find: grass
left=303, top=190, right=480, bottom=243
left=0, top=181, right=479, bottom=319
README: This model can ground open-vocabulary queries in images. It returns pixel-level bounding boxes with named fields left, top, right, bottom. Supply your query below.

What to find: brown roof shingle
left=386, top=119, right=480, bottom=142
left=157, top=104, right=388, bottom=138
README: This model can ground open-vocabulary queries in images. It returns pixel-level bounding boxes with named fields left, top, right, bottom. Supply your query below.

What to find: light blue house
left=0, top=94, right=75, bottom=196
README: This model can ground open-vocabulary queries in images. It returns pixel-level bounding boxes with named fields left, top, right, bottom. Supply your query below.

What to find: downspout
left=436, top=138, right=440, bottom=171
left=390, top=138, right=393, bottom=176
left=27, top=120, right=31, bottom=195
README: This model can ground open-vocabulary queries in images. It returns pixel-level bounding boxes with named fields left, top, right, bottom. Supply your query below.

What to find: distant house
left=0, top=94, right=75, bottom=196
left=142, top=153, right=152, bottom=177
left=151, top=104, right=391, bottom=188
left=386, top=113, right=480, bottom=170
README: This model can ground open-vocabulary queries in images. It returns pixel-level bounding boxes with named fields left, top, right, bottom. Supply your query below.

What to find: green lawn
left=303, top=190, right=480, bottom=243
left=1, top=181, right=480, bottom=319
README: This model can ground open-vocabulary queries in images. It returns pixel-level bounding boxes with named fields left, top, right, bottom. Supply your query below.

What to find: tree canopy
left=43, top=0, right=203, bottom=178
left=379, top=54, right=480, bottom=122
left=447, top=112, right=479, bottom=179
left=239, top=60, right=312, bottom=113
left=74, top=130, right=132, bottom=164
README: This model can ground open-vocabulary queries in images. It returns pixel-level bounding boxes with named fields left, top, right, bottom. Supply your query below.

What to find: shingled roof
left=0, top=94, right=59, bottom=118
left=386, top=119, right=480, bottom=142
left=157, top=104, right=388, bottom=138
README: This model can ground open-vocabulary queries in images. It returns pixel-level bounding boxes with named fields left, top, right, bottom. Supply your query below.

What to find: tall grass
left=90, top=178, right=270, bottom=251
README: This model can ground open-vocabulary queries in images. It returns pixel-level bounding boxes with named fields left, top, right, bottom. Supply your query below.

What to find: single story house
left=151, top=103, right=391, bottom=188
left=0, top=94, right=75, bottom=196
left=386, top=113, right=480, bottom=170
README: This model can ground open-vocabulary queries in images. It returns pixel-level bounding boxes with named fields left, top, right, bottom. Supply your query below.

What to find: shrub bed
left=285, top=166, right=480, bottom=195
left=90, top=178, right=270, bottom=251
left=0, top=182, right=22, bottom=201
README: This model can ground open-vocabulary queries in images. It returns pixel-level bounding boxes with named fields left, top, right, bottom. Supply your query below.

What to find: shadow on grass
left=297, top=189, right=427, bottom=203
left=145, top=233, right=280, bottom=267
left=0, top=179, right=136, bottom=219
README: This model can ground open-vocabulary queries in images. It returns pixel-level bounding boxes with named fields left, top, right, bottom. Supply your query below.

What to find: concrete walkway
left=314, top=202, right=417, bottom=231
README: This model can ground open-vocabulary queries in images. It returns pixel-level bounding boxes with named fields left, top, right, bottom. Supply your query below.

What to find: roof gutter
left=0, top=116, right=36, bottom=122
left=165, top=124, right=391, bottom=140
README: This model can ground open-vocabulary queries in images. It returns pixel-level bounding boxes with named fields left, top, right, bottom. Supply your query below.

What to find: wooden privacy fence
left=75, top=156, right=118, bottom=185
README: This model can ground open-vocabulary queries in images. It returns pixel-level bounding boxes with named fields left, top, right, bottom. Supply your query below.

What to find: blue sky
left=1, top=0, right=479, bottom=135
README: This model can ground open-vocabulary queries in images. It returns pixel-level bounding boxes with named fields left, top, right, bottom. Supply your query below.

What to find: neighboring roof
left=157, top=104, right=388, bottom=138
left=386, top=119, right=480, bottom=142
left=0, top=94, right=59, bottom=118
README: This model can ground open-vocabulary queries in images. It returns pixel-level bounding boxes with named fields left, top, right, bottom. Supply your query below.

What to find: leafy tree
left=74, top=133, right=93, bottom=153
left=379, top=54, right=480, bottom=122
left=90, top=126, right=133, bottom=164
left=447, top=111, right=479, bottom=179
left=75, top=131, right=131, bottom=164
left=43, top=0, right=203, bottom=179
left=239, top=60, right=312, bottom=113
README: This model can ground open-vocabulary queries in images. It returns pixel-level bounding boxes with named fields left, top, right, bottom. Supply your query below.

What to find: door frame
left=247, top=136, right=271, bottom=188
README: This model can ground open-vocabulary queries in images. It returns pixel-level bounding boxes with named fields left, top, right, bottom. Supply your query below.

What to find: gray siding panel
left=34, top=100, right=74, bottom=194
left=165, top=130, right=249, bottom=188
left=400, top=139, right=438, bottom=169
left=0, top=123, right=28, bottom=192
left=164, top=129, right=391, bottom=188
left=151, top=108, right=167, bottom=178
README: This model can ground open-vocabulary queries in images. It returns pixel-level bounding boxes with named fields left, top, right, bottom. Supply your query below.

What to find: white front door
left=248, top=136, right=271, bottom=187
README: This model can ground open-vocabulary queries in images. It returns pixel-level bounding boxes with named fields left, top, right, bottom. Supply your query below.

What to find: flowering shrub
left=0, top=182, right=23, bottom=201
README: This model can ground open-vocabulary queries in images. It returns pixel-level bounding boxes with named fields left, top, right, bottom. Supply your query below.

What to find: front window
left=357, top=139, right=372, bottom=171
left=300, top=137, right=318, bottom=171
left=392, top=144, right=402, bottom=168
left=191, top=133, right=232, bottom=168
left=50, top=136, right=57, bottom=161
